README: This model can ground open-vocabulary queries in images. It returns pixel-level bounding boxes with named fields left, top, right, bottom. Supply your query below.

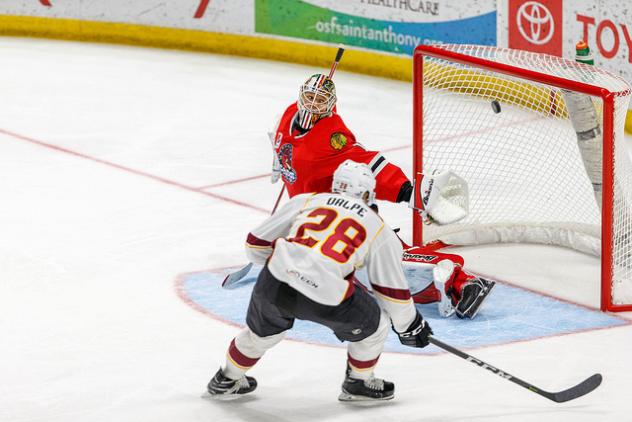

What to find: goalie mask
left=297, top=73, right=337, bottom=130
left=332, top=160, right=376, bottom=206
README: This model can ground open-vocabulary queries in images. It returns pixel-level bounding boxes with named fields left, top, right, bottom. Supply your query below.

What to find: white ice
left=0, top=37, right=631, bottom=422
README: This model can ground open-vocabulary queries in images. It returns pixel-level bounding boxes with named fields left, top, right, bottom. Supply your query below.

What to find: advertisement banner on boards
left=499, top=0, right=632, bottom=85
left=254, top=0, right=497, bottom=56
left=508, top=0, right=563, bottom=56
left=0, top=0, right=255, bottom=34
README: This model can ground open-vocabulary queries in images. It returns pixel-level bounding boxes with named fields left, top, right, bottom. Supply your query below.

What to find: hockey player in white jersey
left=207, top=160, right=433, bottom=401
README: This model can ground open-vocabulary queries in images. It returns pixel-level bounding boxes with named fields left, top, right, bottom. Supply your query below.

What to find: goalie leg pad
left=411, top=283, right=441, bottom=304
left=432, top=259, right=457, bottom=317
left=402, top=245, right=464, bottom=267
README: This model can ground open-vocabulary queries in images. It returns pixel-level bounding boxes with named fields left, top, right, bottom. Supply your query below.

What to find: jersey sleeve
left=245, top=193, right=312, bottom=264
left=306, top=114, right=410, bottom=202
left=338, top=144, right=410, bottom=203
left=366, top=228, right=417, bottom=332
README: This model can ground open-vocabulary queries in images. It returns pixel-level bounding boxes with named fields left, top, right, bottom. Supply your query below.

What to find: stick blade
left=547, top=373, right=602, bottom=403
left=221, top=263, right=253, bottom=289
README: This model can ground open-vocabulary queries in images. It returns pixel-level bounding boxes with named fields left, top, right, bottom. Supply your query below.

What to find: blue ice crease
left=181, top=265, right=628, bottom=354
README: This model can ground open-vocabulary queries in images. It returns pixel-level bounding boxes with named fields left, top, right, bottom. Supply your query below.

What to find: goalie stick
left=428, top=336, right=602, bottom=403
left=222, top=45, right=346, bottom=289
left=328, top=44, right=345, bottom=79
left=222, top=185, right=285, bottom=289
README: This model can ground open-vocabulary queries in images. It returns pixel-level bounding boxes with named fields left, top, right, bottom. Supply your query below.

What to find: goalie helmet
left=297, top=73, right=336, bottom=130
left=332, top=160, right=376, bottom=205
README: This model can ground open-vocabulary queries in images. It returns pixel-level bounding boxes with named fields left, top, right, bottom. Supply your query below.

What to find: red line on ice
left=196, top=115, right=541, bottom=189
left=0, top=128, right=269, bottom=214
left=198, top=172, right=271, bottom=190
left=196, top=144, right=413, bottom=190
left=194, top=0, right=211, bottom=19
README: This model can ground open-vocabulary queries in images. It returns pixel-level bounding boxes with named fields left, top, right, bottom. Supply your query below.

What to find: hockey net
left=413, top=44, right=632, bottom=312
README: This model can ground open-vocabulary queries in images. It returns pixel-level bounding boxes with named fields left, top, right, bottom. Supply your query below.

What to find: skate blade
left=338, top=391, right=394, bottom=402
left=201, top=391, right=247, bottom=401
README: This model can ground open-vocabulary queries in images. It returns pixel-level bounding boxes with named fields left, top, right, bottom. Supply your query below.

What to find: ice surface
left=1, top=37, right=632, bottom=422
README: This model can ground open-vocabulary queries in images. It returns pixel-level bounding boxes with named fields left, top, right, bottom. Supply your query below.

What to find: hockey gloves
left=268, top=130, right=282, bottom=184
left=271, top=152, right=282, bottom=184
left=408, top=170, right=469, bottom=225
left=395, top=312, right=433, bottom=348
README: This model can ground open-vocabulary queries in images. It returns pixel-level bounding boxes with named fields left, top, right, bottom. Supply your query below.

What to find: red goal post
left=412, top=44, right=632, bottom=312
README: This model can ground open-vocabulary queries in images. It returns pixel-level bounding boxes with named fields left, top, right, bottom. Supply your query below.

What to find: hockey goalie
left=265, top=72, right=495, bottom=319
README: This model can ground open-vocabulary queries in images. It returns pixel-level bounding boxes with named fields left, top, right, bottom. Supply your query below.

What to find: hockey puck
left=491, top=100, right=501, bottom=113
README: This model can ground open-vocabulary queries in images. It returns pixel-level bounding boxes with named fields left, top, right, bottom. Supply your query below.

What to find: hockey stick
left=428, top=336, right=602, bottom=403
left=328, top=44, right=345, bottom=78
left=222, top=46, right=345, bottom=289
left=222, top=185, right=285, bottom=289
left=271, top=184, right=286, bottom=214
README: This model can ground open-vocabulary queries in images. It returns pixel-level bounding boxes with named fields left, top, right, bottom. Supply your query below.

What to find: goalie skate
left=455, top=277, right=495, bottom=319
left=338, top=375, right=394, bottom=402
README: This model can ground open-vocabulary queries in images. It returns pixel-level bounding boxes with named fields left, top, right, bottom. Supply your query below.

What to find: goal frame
left=412, top=44, right=630, bottom=312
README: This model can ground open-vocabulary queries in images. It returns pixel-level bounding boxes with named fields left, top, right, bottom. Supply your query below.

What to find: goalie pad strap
left=413, top=172, right=426, bottom=211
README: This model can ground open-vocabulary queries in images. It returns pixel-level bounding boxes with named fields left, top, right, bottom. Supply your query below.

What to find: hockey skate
left=455, top=277, right=495, bottom=319
left=338, top=374, right=394, bottom=402
left=207, top=368, right=257, bottom=398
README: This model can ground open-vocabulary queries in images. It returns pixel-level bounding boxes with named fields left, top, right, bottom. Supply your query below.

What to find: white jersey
left=245, top=192, right=417, bottom=332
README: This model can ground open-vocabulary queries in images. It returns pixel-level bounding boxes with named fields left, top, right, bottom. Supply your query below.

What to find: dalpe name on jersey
left=325, top=196, right=367, bottom=218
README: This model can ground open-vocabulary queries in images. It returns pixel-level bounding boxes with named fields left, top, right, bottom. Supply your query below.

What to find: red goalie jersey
left=259, top=73, right=496, bottom=319
left=273, top=103, right=410, bottom=203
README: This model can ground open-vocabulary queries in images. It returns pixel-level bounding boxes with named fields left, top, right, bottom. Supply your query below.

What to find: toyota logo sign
left=517, top=1, right=554, bottom=45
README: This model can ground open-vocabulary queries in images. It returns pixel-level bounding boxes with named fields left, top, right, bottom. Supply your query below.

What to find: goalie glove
left=395, top=312, right=433, bottom=348
left=271, top=152, right=281, bottom=184
left=268, top=130, right=281, bottom=184
left=408, top=170, right=469, bottom=225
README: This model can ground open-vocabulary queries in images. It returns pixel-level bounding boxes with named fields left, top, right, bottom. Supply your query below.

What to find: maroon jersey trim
left=371, top=284, right=412, bottom=301
left=246, top=233, right=272, bottom=248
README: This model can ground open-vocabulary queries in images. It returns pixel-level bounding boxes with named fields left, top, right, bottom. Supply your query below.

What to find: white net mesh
left=416, top=44, right=632, bottom=308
